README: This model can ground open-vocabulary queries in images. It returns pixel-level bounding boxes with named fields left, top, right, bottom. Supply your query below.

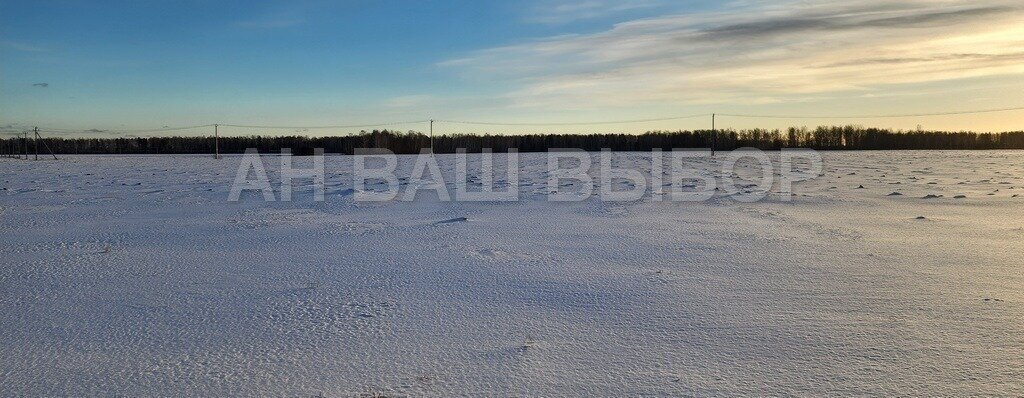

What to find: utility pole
left=429, top=119, right=434, bottom=155
left=214, top=124, right=220, bottom=159
left=33, top=127, right=39, bottom=161
left=34, top=129, right=59, bottom=160
left=711, top=113, right=716, bottom=157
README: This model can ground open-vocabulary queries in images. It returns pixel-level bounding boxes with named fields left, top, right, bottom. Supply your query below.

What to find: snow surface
left=1, top=151, right=1023, bottom=396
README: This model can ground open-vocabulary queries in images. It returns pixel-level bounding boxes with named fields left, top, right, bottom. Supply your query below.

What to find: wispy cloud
left=445, top=0, right=1024, bottom=108
left=525, top=0, right=665, bottom=24
left=0, top=39, right=49, bottom=52
left=236, top=16, right=305, bottom=29
left=235, top=2, right=316, bottom=29
left=384, top=95, right=436, bottom=109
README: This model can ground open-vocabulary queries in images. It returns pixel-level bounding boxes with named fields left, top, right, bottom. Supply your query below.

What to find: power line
left=35, top=124, right=215, bottom=135
left=718, top=105, right=1024, bottom=119
left=8, top=104, right=1024, bottom=135
left=436, top=114, right=711, bottom=126
left=123, top=124, right=217, bottom=133
left=219, top=120, right=431, bottom=130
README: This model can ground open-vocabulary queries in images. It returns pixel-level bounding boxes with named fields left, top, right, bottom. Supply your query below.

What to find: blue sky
left=3, top=0, right=1024, bottom=134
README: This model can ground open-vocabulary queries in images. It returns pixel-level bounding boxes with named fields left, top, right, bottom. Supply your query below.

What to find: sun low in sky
left=2, top=0, right=1024, bottom=134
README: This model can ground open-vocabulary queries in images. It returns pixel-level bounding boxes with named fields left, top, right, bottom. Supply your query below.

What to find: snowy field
left=1, top=151, right=1023, bottom=396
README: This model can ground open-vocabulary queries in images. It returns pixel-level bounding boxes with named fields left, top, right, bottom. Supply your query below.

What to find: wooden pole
left=711, top=113, right=717, bottom=157
left=36, top=130, right=59, bottom=160
left=33, top=127, right=40, bottom=161
left=214, top=124, right=220, bottom=159
left=429, top=119, right=434, bottom=154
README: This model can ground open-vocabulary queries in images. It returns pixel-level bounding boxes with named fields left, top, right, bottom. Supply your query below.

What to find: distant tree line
left=3, top=127, right=1024, bottom=155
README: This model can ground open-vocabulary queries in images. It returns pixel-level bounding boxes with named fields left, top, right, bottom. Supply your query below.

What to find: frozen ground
left=1, top=151, right=1022, bottom=396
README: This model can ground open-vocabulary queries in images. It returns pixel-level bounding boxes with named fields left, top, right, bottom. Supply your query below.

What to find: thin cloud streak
left=236, top=17, right=305, bottom=29
left=445, top=0, right=1024, bottom=108
left=525, top=0, right=665, bottom=24
left=0, top=39, right=49, bottom=52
